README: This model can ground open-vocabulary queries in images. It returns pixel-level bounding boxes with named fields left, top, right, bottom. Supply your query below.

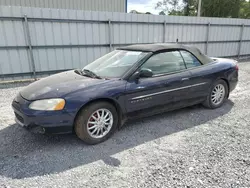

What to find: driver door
left=125, top=50, right=192, bottom=117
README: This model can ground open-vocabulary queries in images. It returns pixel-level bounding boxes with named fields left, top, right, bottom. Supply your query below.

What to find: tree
left=183, top=0, right=198, bottom=16
left=155, top=0, right=245, bottom=18
left=201, top=0, right=242, bottom=18
left=129, top=10, right=143, bottom=14
left=155, top=0, right=197, bottom=16
left=129, top=10, right=139, bottom=14
left=168, top=9, right=185, bottom=16
left=129, top=10, right=153, bottom=15
left=239, top=0, right=250, bottom=18
left=159, top=11, right=166, bottom=15
left=155, top=0, right=185, bottom=15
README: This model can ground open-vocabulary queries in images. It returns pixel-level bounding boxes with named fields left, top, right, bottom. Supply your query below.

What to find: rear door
left=125, top=50, right=193, bottom=115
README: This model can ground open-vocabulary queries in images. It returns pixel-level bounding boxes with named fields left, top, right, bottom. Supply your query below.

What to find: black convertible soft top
left=118, top=43, right=213, bottom=65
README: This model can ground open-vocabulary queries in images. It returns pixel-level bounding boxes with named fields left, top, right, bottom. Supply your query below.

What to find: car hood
left=20, top=70, right=113, bottom=101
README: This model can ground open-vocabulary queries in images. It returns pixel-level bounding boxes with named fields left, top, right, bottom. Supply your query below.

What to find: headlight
left=29, top=98, right=65, bottom=111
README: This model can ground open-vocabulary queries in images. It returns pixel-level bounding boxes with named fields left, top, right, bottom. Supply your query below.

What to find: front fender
left=63, top=80, right=127, bottom=120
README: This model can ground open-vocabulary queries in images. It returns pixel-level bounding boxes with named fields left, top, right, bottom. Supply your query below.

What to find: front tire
left=203, top=79, right=228, bottom=109
left=74, top=102, right=118, bottom=144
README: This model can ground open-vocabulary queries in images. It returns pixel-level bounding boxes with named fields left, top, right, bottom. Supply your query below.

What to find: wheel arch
left=220, top=78, right=230, bottom=98
left=73, top=98, right=124, bottom=130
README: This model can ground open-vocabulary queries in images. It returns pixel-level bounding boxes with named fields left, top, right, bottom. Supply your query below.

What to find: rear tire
left=74, top=102, right=118, bottom=144
left=203, top=79, right=228, bottom=109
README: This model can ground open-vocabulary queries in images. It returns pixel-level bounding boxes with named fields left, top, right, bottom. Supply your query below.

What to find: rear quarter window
left=180, top=50, right=202, bottom=68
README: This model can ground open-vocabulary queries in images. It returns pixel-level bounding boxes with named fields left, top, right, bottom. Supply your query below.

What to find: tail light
left=235, top=61, right=239, bottom=71
left=235, top=64, right=239, bottom=71
left=233, top=60, right=239, bottom=71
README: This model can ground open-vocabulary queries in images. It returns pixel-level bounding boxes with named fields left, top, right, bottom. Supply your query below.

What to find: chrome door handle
left=181, top=78, right=189, bottom=81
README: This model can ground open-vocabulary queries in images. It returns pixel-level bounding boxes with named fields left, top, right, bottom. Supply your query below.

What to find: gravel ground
left=1, top=62, right=250, bottom=188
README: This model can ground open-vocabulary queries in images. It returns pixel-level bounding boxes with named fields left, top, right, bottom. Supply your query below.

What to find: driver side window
left=141, top=51, right=186, bottom=75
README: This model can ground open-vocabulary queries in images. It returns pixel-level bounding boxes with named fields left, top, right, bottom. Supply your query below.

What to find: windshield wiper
left=74, top=69, right=84, bottom=76
left=82, top=69, right=102, bottom=79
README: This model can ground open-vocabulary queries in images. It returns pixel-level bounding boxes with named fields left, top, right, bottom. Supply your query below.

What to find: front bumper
left=12, top=97, right=74, bottom=134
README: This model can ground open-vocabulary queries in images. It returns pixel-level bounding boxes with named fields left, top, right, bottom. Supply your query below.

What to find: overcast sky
left=127, top=0, right=160, bottom=14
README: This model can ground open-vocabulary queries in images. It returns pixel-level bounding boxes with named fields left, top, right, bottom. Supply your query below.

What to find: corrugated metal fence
left=1, top=6, right=250, bottom=81
left=0, top=0, right=126, bottom=12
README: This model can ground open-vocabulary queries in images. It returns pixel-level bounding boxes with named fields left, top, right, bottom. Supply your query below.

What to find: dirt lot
left=0, top=62, right=250, bottom=188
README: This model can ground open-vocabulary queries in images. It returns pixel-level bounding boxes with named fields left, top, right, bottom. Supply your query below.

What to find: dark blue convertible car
left=12, top=44, right=238, bottom=144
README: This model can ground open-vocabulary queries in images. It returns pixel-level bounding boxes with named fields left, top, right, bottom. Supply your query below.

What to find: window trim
left=138, top=50, right=188, bottom=77
left=179, top=49, right=203, bottom=69
left=123, top=52, right=153, bottom=80
left=184, top=60, right=216, bottom=71
left=151, top=68, right=188, bottom=78
left=179, top=49, right=218, bottom=72
left=125, top=48, right=214, bottom=80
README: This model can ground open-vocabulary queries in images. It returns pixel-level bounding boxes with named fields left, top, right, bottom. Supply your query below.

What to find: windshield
left=82, top=50, right=147, bottom=78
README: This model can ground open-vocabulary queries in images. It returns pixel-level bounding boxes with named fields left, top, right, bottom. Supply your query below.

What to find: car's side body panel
left=123, top=58, right=238, bottom=119
left=212, top=58, right=238, bottom=92
left=13, top=77, right=128, bottom=133
left=64, top=79, right=128, bottom=116
left=124, top=70, right=192, bottom=113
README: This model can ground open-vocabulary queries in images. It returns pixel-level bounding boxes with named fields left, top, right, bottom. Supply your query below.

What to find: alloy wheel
left=211, top=84, right=225, bottom=105
left=87, top=108, right=113, bottom=139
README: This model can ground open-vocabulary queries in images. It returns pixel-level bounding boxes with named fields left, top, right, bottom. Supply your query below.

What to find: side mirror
left=139, top=68, right=153, bottom=78
left=129, top=68, right=153, bottom=81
